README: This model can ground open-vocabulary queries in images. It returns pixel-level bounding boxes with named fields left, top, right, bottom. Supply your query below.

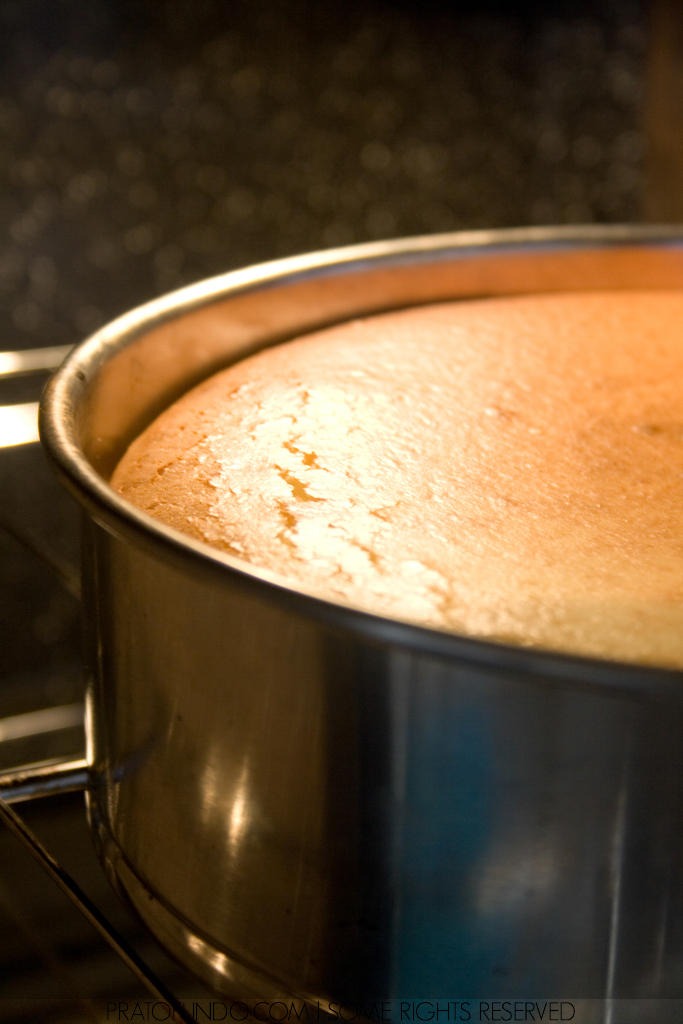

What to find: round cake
left=112, top=290, right=683, bottom=668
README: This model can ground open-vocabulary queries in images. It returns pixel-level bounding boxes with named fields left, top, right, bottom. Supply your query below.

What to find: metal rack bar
left=0, top=349, right=194, bottom=1019
left=0, top=345, right=72, bottom=378
left=0, top=756, right=89, bottom=803
left=0, top=760, right=195, bottom=1024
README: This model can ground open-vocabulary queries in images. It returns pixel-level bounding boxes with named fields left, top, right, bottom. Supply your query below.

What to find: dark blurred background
left=0, top=0, right=662, bottom=353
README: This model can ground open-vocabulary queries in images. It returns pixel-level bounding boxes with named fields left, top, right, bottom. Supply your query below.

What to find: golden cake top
left=112, top=291, right=683, bottom=667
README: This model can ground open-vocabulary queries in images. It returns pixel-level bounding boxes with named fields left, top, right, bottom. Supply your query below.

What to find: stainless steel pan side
left=40, top=227, right=683, bottom=1009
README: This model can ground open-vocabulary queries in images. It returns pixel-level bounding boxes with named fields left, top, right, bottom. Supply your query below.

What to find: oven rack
left=0, top=345, right=205, bottom=1023
left=0, top=755, right=196, bottom=1024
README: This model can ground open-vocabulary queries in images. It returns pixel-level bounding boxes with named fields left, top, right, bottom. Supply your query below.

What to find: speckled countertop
left=2, top=0, right=646, bottom=352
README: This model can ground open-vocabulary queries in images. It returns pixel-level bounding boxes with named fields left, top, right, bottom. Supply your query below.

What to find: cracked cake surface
left=112, top=291, right=683, bottom=667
